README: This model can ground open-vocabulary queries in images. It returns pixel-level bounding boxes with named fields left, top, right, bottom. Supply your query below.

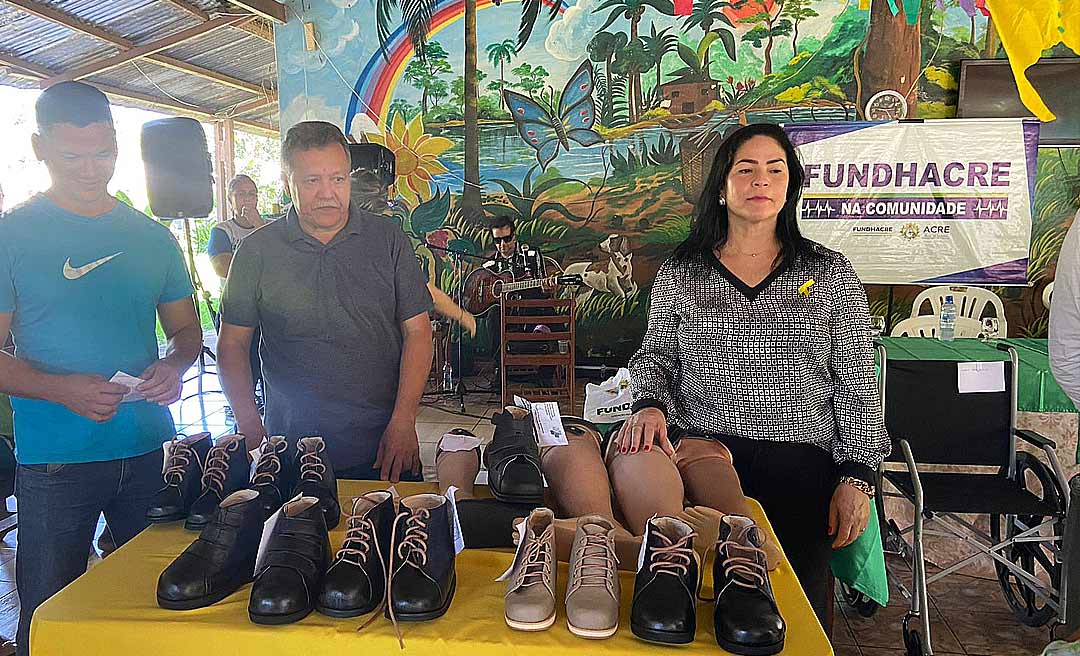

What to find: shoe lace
left=200, top=439, right=237, bottom=494
left=359, top=508, right=431, bottom=650
left=573, top=532, right=617, bottom=594
left=648, top=529, right=697, bottom=578
left=299, top=443, right=327, bottom=483
left=717, top=538, right=768, bottom=590
left=337, top=503, right=379, bottom=567
left=163, top=439, right=198, bottom=487
left=251, top=440, right=286, bottom=487
left=516, top=527, right=553, bottom=589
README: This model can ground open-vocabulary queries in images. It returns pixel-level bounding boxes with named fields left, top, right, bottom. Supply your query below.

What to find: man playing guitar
left=483, top=216, right=553, bottom=290
left=477, top=216, right=564, bottom=390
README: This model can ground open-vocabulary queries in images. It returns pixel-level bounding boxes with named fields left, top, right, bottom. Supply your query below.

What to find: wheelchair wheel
left=990, top=451, right=1066, bottom=628
left=839, top=580, right=879, bottom=618
left=902, top=614, right=926, bottom=656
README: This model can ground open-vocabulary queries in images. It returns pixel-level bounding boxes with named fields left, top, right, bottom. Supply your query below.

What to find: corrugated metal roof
left=0, top=0, right=279, bottom=135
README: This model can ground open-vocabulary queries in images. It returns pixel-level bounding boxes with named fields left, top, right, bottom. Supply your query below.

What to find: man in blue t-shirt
left=0, top=82, right=201, bottom=655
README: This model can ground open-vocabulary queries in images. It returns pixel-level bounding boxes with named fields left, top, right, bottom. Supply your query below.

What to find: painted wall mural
left=276, top=0, right=1079, bottom=363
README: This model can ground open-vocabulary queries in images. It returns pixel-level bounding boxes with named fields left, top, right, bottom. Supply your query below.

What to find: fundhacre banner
left=784, top=119, right=1039, bottom=285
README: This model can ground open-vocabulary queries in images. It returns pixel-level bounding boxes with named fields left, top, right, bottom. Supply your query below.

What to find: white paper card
left=513, top=395, right=533, bottom=411
left=161, top=439, right=177, bottom=474
left=957, top=361, right=1006, bottom=393
left=532, top=402, right=567, bottom=447
left=254, top=493, right=301, bottom=576
left=109, top=371, right=147, bottom=403
left=496, top=517, right=530, bottom=582
left=444, top=486, right=466, bottom=555
left=439, top=432, right=482, bottom=452
left=248, top=445, right=263, bottom=481
left=636, top=514, right=657, bottom=570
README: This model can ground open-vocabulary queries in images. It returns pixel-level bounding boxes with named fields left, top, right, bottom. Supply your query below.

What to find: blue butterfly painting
left=502, top=60, right=603, bottom=169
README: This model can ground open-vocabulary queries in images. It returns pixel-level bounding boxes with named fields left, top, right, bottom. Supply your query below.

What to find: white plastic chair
left=890, top=315, right=983, bottom=338
left=910, top=286, right=1008, bottom=336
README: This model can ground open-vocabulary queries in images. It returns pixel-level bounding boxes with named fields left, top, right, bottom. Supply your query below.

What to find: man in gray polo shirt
left=217, top=121, right=434, bottom=482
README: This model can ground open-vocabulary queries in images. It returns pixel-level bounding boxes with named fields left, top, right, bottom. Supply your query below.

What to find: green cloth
left=0, top=394, right=11, bottom=438
left=830, top=502, right=889, bottom=607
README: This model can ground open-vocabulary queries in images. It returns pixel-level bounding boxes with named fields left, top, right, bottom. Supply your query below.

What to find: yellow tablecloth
left=31, top=481, right=832, bottom=655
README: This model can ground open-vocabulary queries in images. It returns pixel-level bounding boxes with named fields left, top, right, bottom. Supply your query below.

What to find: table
left=876, top=337, right=1077, bottom=415
left=877, top=337, right=1079, bottom=463
left=32, top=481, right=832, bottom=655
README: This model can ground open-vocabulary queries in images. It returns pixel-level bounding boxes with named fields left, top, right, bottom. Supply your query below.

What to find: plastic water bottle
left=939, top=295, right=957, bottom=341
left=442, top=361, right=454, bottom=391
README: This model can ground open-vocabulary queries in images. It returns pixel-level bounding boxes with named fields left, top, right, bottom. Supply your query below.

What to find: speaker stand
left=178, top=218, right=223, bottom=405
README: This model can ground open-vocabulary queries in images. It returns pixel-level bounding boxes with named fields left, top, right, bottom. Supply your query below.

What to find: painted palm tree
left=613, top=38, right=652, bottom=121
left=375, top=0, right=556, bottom=213
left=642, top=24, right=677, bottom=95
left=595, top=0, right=674, bottom=125
left=486, top=39, right=517, bottom=96
left=587, top=31, right=628, bottom=125
left=682, top=0, right=738, bottom=74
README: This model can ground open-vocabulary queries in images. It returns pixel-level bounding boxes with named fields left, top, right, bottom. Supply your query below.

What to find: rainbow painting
left=345, top=0, right=569, bottom=135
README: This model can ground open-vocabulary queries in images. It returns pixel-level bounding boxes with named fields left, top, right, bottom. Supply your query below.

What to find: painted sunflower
left=366, top=113, right=452, bottom=208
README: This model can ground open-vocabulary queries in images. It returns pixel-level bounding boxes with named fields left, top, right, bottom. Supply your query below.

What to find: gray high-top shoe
left=565, top=515, right=620, bottom=639
left=504, top=508, right=557, bottom=631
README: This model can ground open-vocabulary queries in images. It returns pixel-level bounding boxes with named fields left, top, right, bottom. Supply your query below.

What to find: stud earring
left=718, top=196, right=727, bottom=206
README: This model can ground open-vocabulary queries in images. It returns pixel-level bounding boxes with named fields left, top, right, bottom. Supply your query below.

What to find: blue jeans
left=15, top=448, right=161, bottom=655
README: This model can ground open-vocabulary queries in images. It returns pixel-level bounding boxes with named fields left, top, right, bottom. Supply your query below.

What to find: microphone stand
left=423, top=244, right=489, bottom=412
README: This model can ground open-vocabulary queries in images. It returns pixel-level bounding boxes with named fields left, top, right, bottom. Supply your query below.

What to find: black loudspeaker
left=141, top=117, right=214, bottom=219
left=348, top=143, right=396, bottom=187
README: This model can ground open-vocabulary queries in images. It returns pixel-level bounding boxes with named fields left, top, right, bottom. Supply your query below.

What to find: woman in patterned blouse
left=610, top=123, right=890, bottom=627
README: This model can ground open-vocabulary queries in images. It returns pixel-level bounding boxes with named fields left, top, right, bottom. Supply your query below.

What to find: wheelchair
left=868, top=343, right=1070, bottom=655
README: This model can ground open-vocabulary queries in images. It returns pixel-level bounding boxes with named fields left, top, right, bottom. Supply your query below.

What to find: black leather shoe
left=484, top=408, right=543, bottom=504
left=248, top=496, right=331, bottom=625
left=185, top=434, right=251, bottom=531
left=157, top=489, right=264, bottom=610
left=713, top=515, right=785, bottom=655
left=250, top=436, right=291, bottom=520
left=630, top=516, right=698, bottom=643
left=316, top=491, right=395, bottom=618
left=293, top=437, right=340, bottom=530
left=386, top=494, right=457, bottom=622
left=146, top=432, right=212, bottom=523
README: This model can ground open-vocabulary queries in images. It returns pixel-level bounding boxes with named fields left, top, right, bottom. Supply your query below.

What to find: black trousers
left=711, top=434, right=836, bottom=629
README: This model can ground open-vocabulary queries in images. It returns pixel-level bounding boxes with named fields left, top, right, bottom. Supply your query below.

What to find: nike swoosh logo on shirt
left=62, top=252, right=123, bottom=280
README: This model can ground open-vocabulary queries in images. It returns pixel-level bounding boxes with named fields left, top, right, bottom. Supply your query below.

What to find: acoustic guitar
left=461, top=268, right=583, bottom=316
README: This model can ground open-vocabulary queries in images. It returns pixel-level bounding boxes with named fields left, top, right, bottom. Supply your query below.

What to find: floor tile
left=832, top=607, right=858, bottom=646
left=928, top=573, right=1007, bottom=612
left=941, top=608, right=1052, bottom=655
left=845, top=603, right=964, bottom=653
left=833, top=644, right=863, bottom=656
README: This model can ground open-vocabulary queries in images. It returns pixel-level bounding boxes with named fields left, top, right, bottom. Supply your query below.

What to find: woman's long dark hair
left=673, top=123, right=809, bottom=264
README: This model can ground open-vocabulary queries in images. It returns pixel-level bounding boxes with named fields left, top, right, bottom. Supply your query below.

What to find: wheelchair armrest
left=1015, top=429, right=1056, bottom=450
left=896, top=438, right=924, bottom=511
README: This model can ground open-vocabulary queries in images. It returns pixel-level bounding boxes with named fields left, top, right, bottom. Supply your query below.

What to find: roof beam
left=159, top=0, right=275, bottom=43
left=0, top=51, right=277, bottom=137
left=226, top=94, right=278, bottom=116
left=43, top=15, right=253, bottom=86
left=224, top=0, right=286, bottom=24
left=3, top=0, right=269, bottom=97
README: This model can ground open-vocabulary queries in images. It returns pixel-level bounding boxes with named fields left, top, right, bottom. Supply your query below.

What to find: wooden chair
left=500, top=296, right=575, bottom=412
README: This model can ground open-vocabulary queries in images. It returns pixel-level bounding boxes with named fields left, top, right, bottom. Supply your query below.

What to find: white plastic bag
left=584, top=368, right=634, bottom=424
